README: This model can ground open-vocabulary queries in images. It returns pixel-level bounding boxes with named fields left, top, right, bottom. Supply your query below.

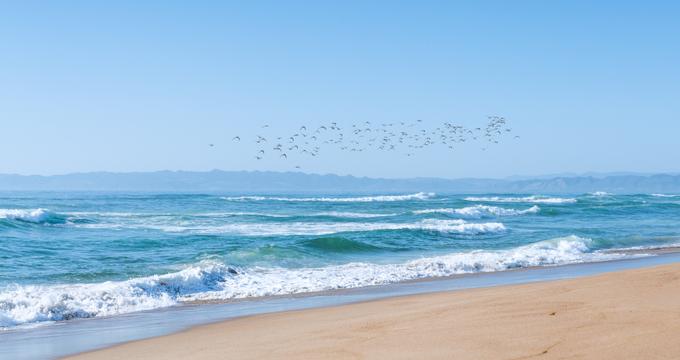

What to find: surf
left=0, top=235, right=629, bottom=328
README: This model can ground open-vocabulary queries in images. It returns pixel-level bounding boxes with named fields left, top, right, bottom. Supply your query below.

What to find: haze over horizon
left=3, top=168, right=680, bottom=181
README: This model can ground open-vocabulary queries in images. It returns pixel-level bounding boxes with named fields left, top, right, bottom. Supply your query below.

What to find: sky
left=1, top=1, right=679, bottom=179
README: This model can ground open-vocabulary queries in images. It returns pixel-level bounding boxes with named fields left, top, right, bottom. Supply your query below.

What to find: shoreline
left=3, top=252, right=680, bottom=359
left=185, top=245, right=680, bottom=306
left=67, top=261, right=680, bottom=359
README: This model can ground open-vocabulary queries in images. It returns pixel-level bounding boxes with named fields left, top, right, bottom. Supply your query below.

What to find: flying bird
left=227, top=116, right=515, bottom=165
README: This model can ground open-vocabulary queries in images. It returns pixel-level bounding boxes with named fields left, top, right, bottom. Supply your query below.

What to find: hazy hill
left=1, top=170, right=680, bottom=194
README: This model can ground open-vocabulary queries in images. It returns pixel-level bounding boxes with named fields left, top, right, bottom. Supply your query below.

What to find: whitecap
left=413, top=205, right=540, bottom=218
left=464, top=196, right=577, bottom=204
left=0, top=235, right=626, bottom=328
left=222, top=192, right=435, bottom=202
left=192, top=219, right=506, bottom=236
left=590, top=191, right=612, bottom=197
left=0, top=208, right=60, bottom=223
left=313, top=212, right=399, bottom=218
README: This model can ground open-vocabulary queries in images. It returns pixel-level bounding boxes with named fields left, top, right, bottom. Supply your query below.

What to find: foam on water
left=0, top=208, right=62, bottom=224
left=192, top=219, right=506, bottom=236
left=312, top=212, right=399, bottom=218
left=413, top=205, right=540, bottom=218
left=73, top=219, right=506, bottom=236
left=464, top=196, right=577, bottom=204
left=222, top=192, right=435, bottom=202
left=0, top=235, right=625, bottom=328
left=4, top=192, right=678, bottom=332
left=69, top=211, right=398, bottom=219
left=590, top=191, right=613, bottom=197
left=651, top=194, right=679, bottom=198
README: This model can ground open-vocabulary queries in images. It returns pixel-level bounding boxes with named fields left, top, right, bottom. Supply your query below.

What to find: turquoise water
left=1, top=191, right=680, bottom=328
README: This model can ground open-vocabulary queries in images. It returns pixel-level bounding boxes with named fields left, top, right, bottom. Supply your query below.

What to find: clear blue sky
left=1, top=1, right=679, bottom=178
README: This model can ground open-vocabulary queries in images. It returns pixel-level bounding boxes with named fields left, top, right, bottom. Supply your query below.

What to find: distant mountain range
left=1, top=170, right=680, bottom=194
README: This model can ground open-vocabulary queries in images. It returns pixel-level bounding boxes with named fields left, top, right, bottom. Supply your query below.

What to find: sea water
left=2, top=191, right=679, bottom=328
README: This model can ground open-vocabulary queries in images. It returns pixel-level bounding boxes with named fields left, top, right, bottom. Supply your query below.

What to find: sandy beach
left=66, top=263, right=680, bottom=360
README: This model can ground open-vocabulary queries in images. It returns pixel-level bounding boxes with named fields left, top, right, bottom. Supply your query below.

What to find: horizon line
left=2, top=169, right=680, bottom=181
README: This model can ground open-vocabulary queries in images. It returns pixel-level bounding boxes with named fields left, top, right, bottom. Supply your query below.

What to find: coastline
left=54, top=253, right=680, bottom=359
left=3, top=252, right=680, bottom=359
left=65, top=257, right=680, bottom=359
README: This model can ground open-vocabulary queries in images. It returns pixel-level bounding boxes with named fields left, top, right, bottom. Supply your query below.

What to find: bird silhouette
left=227, top=116, right=515, bottom=169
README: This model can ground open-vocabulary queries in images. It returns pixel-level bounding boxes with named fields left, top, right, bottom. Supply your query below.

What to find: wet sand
left=67, top=263, right=680, bottom=359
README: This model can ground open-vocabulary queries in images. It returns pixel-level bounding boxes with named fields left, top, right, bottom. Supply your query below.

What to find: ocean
left=2, top=191, right=680, bottom=329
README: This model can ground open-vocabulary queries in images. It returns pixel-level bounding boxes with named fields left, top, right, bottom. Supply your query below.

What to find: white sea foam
left=590, top=191, right=612, bottom=197
left=313, top=212, right=399, bottom=218
left=0, top=208, right=57, bottom=223
left=193, top=219, right=506, bottom=236
left=413, top=205, right=540, bottom=218
left=210, top=212, right=290, bottom=218
left=67, top=211, right=396, bottom=219
left=74, top=219, right=506, bottom=236
left=222, top=192, right=435, bottom=202
left=215, top=212, right=398, bottom=219
left=464, top=196, right=577, bottom=204
left=221, top=211, right=397, bottom=219
left=651, top=194, right=679, bottom=198
left=0, top=235, right=626, bottom=328
left=65, top=211, right=150, bottom=217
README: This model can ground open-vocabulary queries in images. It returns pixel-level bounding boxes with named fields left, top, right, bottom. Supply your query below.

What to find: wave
left=464, top=196, right=577, bottom=204
left=75, top=219, right=506, bottom=236
left=651, top=194, right=679, bottom=198
left=68, top=211, right=398, bottom=220
left=0, top=235, right=626, bottom=328
left=191, top=219, right=506, bottom=236
left=0, top=208, right=66, bottom=224
left=312, top=212, right=399, bottom=218
left=303, top=237, right=382, bottom=253
left=590, top=191, right=613, bottom=197
left=217, top=211, right=398, bottom=219
left=222, top=192, right=435, bottom=202
left=413, top=205, right=540, bottom=218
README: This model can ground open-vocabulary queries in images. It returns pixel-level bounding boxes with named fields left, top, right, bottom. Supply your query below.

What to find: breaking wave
left=0, top=208, right=66, bottom=225
left=74, top=219, right=506, bottom=236
left=191, top=219, right=506, bottom=236
left=413, top=205, right=540, bottom=218
left=0, top=235, right=625, bottom=328
left=464, top=196, right=577, bottom=204
left=311, top=212, right=399, bottom=218
left=590, top=191, right=613, bottom=197
left=222, top=192, right=435, bottom=202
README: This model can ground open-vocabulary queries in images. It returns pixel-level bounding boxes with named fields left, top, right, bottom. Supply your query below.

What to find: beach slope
left=67, top=263, right=680, bottom=359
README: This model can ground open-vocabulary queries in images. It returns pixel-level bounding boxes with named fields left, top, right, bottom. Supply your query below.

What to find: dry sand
left=67, top=263, right=680, bottom=359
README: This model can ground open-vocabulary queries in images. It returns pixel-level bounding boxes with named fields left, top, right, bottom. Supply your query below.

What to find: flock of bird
left=219, top=116, right=517, bottom=169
